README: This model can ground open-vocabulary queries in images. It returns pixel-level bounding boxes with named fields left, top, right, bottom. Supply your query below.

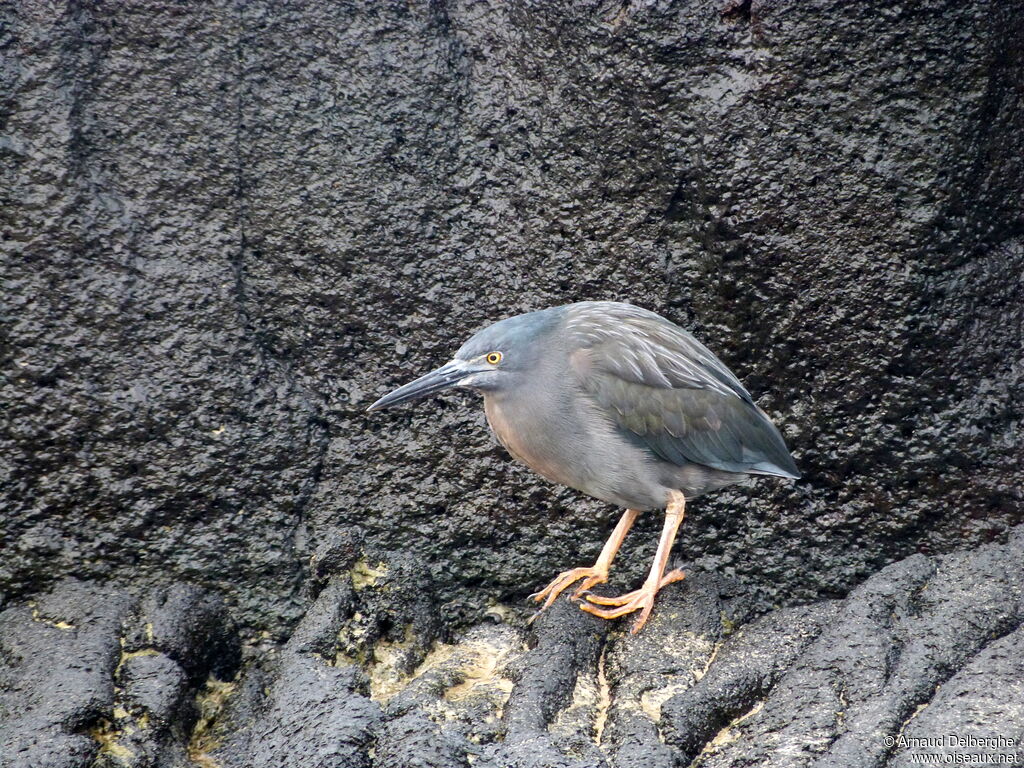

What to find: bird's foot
left=579, top=568, right=685, bottom=634
left=529, top=566, right=610, bottom=614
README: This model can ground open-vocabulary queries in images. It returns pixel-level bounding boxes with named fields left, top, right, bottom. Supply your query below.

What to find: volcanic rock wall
left=2, top=2, right=1022, bottom=766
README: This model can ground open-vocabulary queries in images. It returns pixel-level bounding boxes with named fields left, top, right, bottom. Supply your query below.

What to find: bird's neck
left=482, top=383, right=579, bottom=489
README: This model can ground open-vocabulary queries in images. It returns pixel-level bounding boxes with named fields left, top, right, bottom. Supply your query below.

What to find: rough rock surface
left=0, top=580, right=237, bottom=768
left=2, top=532, right=1022, bottom=767
left=1, top=0, right=1022, bottom=766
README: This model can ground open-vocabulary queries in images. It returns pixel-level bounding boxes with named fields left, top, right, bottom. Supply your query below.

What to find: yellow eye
left=486, top=352, right=502, bottom=365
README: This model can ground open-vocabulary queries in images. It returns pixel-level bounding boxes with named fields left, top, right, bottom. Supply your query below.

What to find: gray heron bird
left=369, top=301, right=799, bottom=633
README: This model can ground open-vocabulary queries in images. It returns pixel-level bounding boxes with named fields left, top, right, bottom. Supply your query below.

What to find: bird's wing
left=564, top=303, right=799, bottom=478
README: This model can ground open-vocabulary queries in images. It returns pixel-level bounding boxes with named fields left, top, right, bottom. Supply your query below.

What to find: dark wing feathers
left=565, top=303, right=799, bottom=479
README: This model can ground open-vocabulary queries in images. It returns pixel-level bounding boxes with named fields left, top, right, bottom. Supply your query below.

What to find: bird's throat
left=483, top=394, right=574, bottom=487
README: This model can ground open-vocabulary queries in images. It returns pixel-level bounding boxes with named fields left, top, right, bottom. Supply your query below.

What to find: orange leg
left=580, top=491, right=686, bottom=634
left=531, top=508, right=640, bottom=613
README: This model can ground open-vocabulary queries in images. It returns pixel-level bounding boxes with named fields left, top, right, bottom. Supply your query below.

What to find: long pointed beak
left=367, top=360, right=470, bottom=412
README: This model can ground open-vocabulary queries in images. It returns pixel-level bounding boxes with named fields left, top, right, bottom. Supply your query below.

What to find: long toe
left=579, top=590, right=658, bottom=632
left=579, top=569, right=686, bottom=632
left=630, top=601, right=657, bottom=634
left=660, top=568, right=686, bottom=587
left=583, top=569, right=684, bottom=607
left=579, top=600, right=646, bottom=621
left=583, top=588, right=646, bottom=607
left=569, top=573, right=607, bottom=600
left=532, top=567, right=607, bottom=612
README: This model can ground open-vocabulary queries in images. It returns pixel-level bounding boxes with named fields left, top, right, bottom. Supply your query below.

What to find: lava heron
left=368, top=301, right=799, bottom=633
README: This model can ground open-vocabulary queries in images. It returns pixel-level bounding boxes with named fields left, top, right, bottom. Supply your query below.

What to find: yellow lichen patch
left=390, top=639, right=460, bottom=704
left=566, top=667, right=601, bottom=713
left=693, top=640, right=723, bottom=683
left=700, top=699, right=765, bottom=757
left=334, top=612, right=376, bottom=667
left=113, top=645, right=160, bottom=680
left=606, top=628, right=716, bottom=727
left=89, top=718, right=135, bottom=763
left=442, top=639, right=515, bottom=703
left=28, top=602, right=75, bottom=630
left=351, top=557, right=388, bottom=590
left=367, top=639, right=418, bottom=703
left=188, top=676, right=237, bottom=768
left=359, top=625, right=519, bottom=721
left=720, top=611, right=737, bottom=635
left=594, top=646, right=613, bottom=745
left=640, top=681, right=693, bottom=723
left=549, top=646, right=605, bottom=745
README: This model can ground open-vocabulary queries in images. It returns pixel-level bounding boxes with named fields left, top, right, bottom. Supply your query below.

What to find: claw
left=579, top=591, right=656, bottom=633
left=531, top=566, right=609, bottom=613
left=578, top=568, right=686, bottom=633
left=576, top=497, right=687, bottom=635
left=528, top=508, right=640, bottom=620
left=583, top=569, right=685, bottom=606
left=570, top=574, right=607, bottom=600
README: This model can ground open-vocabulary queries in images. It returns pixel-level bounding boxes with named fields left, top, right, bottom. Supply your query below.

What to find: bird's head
left=367, top=307, right=560, bottom=412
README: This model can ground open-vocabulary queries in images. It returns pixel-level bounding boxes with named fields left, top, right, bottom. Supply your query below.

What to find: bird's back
left=561, top=301, right=800, bottom=483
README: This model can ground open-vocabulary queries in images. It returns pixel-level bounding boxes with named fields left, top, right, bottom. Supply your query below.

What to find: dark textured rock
left=1, top=0, right=322, bottom=635
left=0, top=580, right=236, bottom=768
left=660, top=600, right=840, bottom=761
left=2, top=536, right=1022, bottom=767
left=665, top=530, right=1024, bottom=768
left=475, top=601, right=610, bottom=768
left=887, top=626, right=1024, bottom=768
left=206, top=578, right=383, bottom=768
left=119, top=653, right=190, bottom=730
left=3, top=0, right=1022, bottom=638
left=211, top=655, right=381, bottom=768
left=123, top=584, right=241, bottom=684
left=0, top=581, right=135, bottom=768
left=372, top=711, right=473, bottom=768
left=2, top=0, right=1023, bottom=766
